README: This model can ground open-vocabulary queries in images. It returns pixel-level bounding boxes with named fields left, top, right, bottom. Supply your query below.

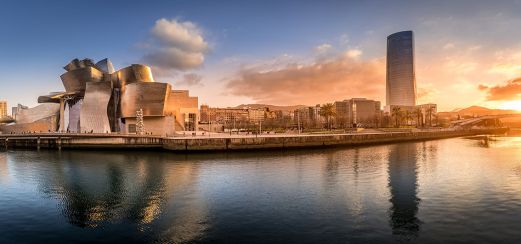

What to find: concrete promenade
left=0, top=128, right=508, bottom=151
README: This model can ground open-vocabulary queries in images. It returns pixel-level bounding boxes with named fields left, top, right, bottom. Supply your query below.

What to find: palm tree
left=319, top=103, right=336, bottom=130
left=410, top=109, right=417, bottom=127
left=405, top=110, right=413, bottom=126
left=391, top=107, right=401, bottom=128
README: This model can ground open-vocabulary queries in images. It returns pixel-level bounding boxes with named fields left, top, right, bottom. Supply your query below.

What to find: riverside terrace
left=0, top=128, right=508, bottom=151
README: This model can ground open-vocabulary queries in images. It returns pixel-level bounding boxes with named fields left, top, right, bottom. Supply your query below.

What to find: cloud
left=444, top=59, right=478, bottom=74
left=487, top=51, right=521, bottom=77
left=417, top=88, right=431, bottom=99
left=141, top=18, right=209, bottom=73
left=339, top=34, right=349, bottom=45
left=225, top=52, right=385, bottom=105
left=488, top=63, right=521, bottom=76
left=151, top=19, right=208, bottom=52
left=417, top=83, right=439, bottom=104
left=344, top=49, right=362, bottom=59
left=315, top=43, right=332, bottom=53
left=177, top=73, right=203, bottom=86
left=479, top=78, right=521, bottom=101
left=443, top=43, right=455, bottom=49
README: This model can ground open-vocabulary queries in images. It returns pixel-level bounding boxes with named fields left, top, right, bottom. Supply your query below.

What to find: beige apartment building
left=200, top=105, right=266, bottom=124
left=334, top=98, right=382, bottom=128
left=0, top=101, right=7, bottom=118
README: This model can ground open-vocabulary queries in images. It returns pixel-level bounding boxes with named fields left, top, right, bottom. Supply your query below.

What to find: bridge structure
left=450, top=114, right=521, bottom=128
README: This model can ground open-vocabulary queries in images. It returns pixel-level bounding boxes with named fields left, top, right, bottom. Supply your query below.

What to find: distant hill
left=233, top=104, right=308, bottom=112
left=439, top=105, right=519, bottom=118
left=454, top=106, right=518, bottom=116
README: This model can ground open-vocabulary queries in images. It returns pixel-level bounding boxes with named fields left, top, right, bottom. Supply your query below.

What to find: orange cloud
left=478, top=84, right=488, bottom=90
left=480, top=78, right=521, bottom=101
left=417, top=89, right=429, bottom=100
left=177, top=73, right=203, bottom=86
left=225, top=55, right=385, bottom=105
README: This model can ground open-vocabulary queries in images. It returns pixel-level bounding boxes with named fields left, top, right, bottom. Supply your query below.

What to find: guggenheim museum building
left=1, top=58, right=199, bottom=136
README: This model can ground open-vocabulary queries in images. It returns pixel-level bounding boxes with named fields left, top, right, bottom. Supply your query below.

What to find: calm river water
left=1, top=136, right=521, bottom=243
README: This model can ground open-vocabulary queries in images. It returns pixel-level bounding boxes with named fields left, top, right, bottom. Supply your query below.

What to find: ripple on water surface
left=1, top=137, right=521, bottom=243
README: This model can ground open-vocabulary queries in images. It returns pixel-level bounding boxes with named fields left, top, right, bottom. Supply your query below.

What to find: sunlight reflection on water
left=1, top=136, right=521, bottom=243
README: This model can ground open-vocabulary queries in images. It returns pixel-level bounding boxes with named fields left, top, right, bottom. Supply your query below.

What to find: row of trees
left=316, top=103, right=438, bottom=129
left=390, top=106, right=436, bottom=128
left=212, top=103, right=438, bottom=133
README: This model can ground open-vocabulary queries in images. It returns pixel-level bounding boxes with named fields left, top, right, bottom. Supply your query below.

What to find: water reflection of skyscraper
left=324, top=152, right=340, bottom=188
left=387, top=143, right=421, bottom=241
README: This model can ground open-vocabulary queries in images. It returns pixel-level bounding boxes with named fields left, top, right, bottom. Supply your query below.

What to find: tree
left=405, top=110, right=413, bottom=126
left=413, top=107, right=422, bottom=127
left=319, top=103, right=336, bottom=130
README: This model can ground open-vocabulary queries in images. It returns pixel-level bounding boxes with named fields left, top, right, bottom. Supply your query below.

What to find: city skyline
left=2, top=0, right=521, bottom=111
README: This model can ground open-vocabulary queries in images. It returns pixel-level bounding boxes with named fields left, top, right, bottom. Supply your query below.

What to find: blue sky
left=2, top=0, right=521, bottom=111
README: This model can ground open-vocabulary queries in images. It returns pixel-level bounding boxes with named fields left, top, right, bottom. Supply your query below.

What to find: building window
left=128, top=124, right=136, bottom=133
left=185, top=113, right=197, bottom=131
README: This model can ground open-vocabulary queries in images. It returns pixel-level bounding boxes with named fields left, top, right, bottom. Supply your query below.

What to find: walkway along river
left=0, top=128, right=508, bottom=151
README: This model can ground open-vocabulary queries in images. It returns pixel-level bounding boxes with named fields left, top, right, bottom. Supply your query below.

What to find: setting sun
left=499, top=100, right=521, bottom=111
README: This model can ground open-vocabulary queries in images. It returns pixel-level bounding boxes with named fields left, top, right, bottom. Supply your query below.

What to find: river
left=1, top=136, right=521, bottom=243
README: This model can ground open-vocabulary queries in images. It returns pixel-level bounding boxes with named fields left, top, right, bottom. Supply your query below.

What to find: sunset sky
left=1, top=0, right=521, bottom=112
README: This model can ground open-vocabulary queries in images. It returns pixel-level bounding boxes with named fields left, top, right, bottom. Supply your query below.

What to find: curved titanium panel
left=63, top=58, right=96, bottom=72
left=120, top=82, right=170, bottom=118
left=67, top=99, right=82, bottom=133
left=60, top=67, right=104, bottom=93
left=0, top=116, right=59, bottom=133
left=116, top=64, right=155, bottom=88
left=60, top=102, right=70, bottom=132
left=95, top=58, right=115, bottom=74
left=37, top=92, right=77, bottom=103
left=80, top=82, right=112, bottom=133
left=38, top=96, right=57, bottom=103
left=16, top=103, right=60, bottom=124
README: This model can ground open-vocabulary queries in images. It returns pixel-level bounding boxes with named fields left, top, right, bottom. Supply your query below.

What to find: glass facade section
left=386, top=31, right=417, bottom=106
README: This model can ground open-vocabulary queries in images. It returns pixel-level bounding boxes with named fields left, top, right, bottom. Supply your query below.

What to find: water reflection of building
left=387, top=143, right=421, bottom=240
left=0, top=153, right=8, bottom=182
left=34, top=151, right=208, bottom=242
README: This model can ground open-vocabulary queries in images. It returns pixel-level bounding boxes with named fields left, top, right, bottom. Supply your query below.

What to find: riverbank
left=0, top=128, right=508, bottom=151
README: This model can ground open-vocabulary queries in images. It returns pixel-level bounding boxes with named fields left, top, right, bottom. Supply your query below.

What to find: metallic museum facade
left=386, top=30, right=417, bottom=107
left=1, top=58, right=198, bottom=136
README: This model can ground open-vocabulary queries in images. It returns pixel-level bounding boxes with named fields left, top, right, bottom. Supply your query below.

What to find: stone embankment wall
left=0, top=134, right=163, bottom=149
left=162, top=129, right=505, bottom=151
left=0, top=128, right=507, bottom=151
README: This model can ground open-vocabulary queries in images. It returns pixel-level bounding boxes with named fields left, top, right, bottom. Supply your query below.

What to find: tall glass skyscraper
left=386, top=31, right=417, bottom=106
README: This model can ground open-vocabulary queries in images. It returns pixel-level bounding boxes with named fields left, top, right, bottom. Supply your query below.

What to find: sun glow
left=499, top=100, right=521, bottom=111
